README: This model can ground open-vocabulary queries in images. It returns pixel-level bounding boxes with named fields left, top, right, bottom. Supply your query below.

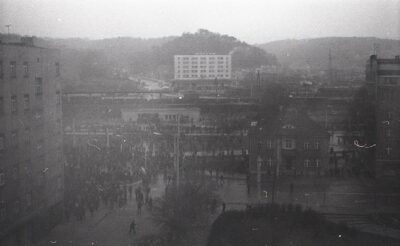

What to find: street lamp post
left=272, top=135, right=281, bottom=204
left=256, top=156, right=262, bottom=202
left=154, top=114, right=182, bottom=188
left=174, top=114, right=181, bottom=188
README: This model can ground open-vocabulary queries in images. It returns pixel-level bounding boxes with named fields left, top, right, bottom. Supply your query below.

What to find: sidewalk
left=35, top=176, right=165, bottom=246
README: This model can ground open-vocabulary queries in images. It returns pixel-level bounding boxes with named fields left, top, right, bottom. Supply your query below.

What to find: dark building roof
left=253, top=108, right=329, bottom=138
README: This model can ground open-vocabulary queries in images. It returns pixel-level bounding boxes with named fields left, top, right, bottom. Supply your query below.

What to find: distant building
left=174, top=53, right=231, bottom=80
left=121, top=106, right=201, bottom=131
left=248, top=108, right=329, bottom=182
left=289, top=87, right=358, bottom=172
left=0, top=37, right=64, bottom=244
left=366, top=55, right=400, bottom=177
left=172, top=53, right=232, bottom=94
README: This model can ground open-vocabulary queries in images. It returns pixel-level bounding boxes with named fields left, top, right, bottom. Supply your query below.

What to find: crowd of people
left=63, top=127, right=161, bottom=223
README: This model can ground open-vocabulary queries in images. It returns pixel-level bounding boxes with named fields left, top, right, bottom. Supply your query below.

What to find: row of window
left=177, top=56, right=228, bottom=60
left=177, top=69, right=230, bottom=73
left=178, top=60, right=228, bottom=64
left=261, top=158, right=321, bottom=168
left=178, top=74, right=230, bottom=78
left=380, top=111, right=400, bottom=121
left=178, top=65, right=229, bottom=69
left=0, top=60, right=60, bottom=79
left=262, top=139, right=320, bottom=150
left=163, top=114, right=191, bottom=122
left=0, top=129, right=44, bottom=152
left=0, top=91, right=61, bottom=115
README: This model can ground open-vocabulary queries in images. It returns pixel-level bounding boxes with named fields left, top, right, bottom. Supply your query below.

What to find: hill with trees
left=257, top=37, right=400, bottom=73
left=1, top=30, right=277, bottom=90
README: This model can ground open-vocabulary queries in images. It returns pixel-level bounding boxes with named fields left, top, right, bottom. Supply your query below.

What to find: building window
left=0, top=61, right=3, bottom=78
left=0, top=201, right=6, bottom=222
left=267, top=157, right=273, bottom=167
left=266, top=139, right=273, bottom=149
left=283, top=138, right=294, bottom=149
left=57, top=176, right=63, bottom=190
left=55, top=62, right=60, bottom=77
left=23, top=94, right=30, bottom=111
left=0, top=97, right=3, bottom=115
left=385, top=128, right=391, bottom=137
left=385, top=145, right=392, bottom=156
left=0, top=134, right=4, bottom=152
left=23, top=61, right=29, bottom=78
left=12, top=165, right=19, bottom=180
left=315, top=159, right=320, bottom=168
left=0, top=172, right=4, bottom=186
left=10, top=61, right=16, bottom=78
left=315, top=141, right=320, bottom=150
left=285, top=139, right=291, bottom=148
left=24, top=127, right=30, bottom=145
left=304, top=159, right=310, bottom=168
left=387, top=111, right=393, bottom=120
left=304, top=142, right=310, bottom=150
left=11, top=130, right=18, bottom=148
left=14, top=200, right=20, bottom=215
left=56, top=91, right=61, bottom=105
left=33, top=109, right=43, bottom=121
left=35, top=77, right=43, bottom=96
left=11, top=95, right=17, bottom=114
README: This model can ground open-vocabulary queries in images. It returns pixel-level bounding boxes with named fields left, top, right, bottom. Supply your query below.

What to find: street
left=36, top=171, right=400, bottom=245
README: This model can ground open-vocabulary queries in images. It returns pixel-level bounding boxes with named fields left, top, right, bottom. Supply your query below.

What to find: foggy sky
left=1, top=0, right=399, bottom=44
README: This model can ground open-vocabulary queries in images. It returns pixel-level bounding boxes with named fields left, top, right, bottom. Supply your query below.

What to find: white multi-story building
left=174, top=53, right=231, bottom=80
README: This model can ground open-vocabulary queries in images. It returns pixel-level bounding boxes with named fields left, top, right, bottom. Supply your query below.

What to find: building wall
left=174, top=54, right=231, bottom=80
left=367, top=55, right=400, bottom=177
left=121, top=107, right=201, bottom=126
left=248, top=124, right=329, bottom=181
left=0, top=41, right=63, bottom=244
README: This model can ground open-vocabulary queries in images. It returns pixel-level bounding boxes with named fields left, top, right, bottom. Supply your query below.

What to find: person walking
left=137, top=200, right=143, bottom=215
left=129, top=219, right=136, bottom=234
left=147, top=196, right=153, bottom=211
left=128, top=185, right=133, bottom=200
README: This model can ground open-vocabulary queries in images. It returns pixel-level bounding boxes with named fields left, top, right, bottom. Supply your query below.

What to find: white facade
left=174, top=54, right=231, bottom=80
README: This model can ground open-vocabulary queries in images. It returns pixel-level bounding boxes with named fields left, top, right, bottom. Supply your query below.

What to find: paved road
left=36, top=176, right=166, bottom=246
left=36, top=172, right=400, bottom=245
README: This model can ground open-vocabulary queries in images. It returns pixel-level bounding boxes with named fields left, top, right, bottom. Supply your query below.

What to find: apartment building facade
left=248, top=109, right=330, bottom=182
left=173, top=53, right=232, bottom=94
left=0, top=37, right=64, bottom=245
left=366, top=55, right=400, bottom=177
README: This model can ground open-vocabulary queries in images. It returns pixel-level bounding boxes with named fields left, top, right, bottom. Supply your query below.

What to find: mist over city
left=1, top=0, right=400, bottom=246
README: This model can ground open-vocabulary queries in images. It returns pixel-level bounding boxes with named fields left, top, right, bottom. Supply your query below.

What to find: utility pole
left=256, top=156, right=262, bottom=202
left=373, top=43, right=380, bottom=56
left=272, top=136, right=281, bottom=204
left=105, top=127, right=110, bottom=148
left=144, top=147, right=147, bottom=170
left=214, top=78, right=218, bottom=100
left=72, top=118, right=76, bottom=148
left=5, top=24, right=11, bottom=35
left=250, top=72, right=254, bottom=98
left=174, top=114, right=181, bottom=188
left=328, top=48, right=333, bottom=84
